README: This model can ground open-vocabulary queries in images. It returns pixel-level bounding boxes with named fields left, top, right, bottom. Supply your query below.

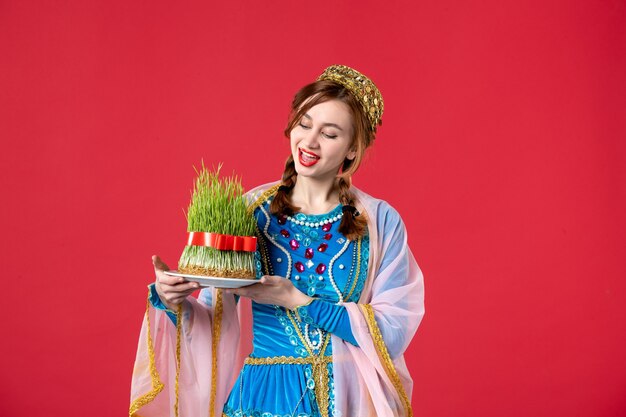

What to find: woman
left=130, top=65, right=425, bottom=417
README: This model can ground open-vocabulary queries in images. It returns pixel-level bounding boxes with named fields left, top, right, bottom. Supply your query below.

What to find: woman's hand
left=153, top=255, right=199, bottom=310
left=227, top=275, right=312, bottom=310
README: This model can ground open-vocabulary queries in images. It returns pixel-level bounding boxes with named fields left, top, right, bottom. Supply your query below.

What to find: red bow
left=187, top=232, right=257, bottom=252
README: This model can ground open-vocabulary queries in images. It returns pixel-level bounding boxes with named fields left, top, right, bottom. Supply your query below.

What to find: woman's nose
left=302, top=129, right=320, bottom=148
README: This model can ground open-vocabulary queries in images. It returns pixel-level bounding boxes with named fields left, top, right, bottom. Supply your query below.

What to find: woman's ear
left=346, top=149, right=357, bottom=161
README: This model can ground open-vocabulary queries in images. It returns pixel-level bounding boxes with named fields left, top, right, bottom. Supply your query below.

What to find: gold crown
left=318, top=64, right=384, bottom=132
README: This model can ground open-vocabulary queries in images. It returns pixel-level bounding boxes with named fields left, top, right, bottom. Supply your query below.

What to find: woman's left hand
left=226, top=275, right=312, bottom=310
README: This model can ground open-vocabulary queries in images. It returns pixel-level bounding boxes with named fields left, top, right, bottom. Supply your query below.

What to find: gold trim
left=209, top=289, right=224, bottom=417
left=244, top=355, right=332, bottom=366
left=174, top=304, right=182, bottom=417
left=318, top=65, right=384, bottom=132
left=291, top=298, right=314, bottom=321
left=248, top=185, right=279, bottom=277
left=345, top=237, right=362, bottom=301
left=246, top=184, right=280, bottom=215
left=257, top=225, right=272, bottom=276
left=244, top=352, right=334, bottom=411
left=285, top=311, right=331, bottom=417
left=129, top=297, right=165, bottom=416
left=285, top=311, right=331, bottom=357
left=360, top=304, right=413, bottom=417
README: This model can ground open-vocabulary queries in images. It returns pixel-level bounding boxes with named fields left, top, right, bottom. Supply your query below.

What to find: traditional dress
left=130, top=182, right=425, bottom=417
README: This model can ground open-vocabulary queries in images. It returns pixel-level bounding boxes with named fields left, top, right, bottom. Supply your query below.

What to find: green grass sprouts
left=178, top=163, right=257, bottom=278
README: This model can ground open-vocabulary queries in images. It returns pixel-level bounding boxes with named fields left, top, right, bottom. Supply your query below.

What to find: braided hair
left=270, top=80, right=376, bottom=240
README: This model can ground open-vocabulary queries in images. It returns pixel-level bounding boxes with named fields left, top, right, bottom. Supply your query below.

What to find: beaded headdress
left=318, top=64, right=384, bottom=132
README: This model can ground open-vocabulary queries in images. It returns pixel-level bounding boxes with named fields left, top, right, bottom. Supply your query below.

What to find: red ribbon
left=187, top=232, right=257, bottom=252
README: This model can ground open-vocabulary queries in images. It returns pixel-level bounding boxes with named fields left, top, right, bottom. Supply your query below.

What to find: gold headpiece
left=318, top=64, right=384, bottom=132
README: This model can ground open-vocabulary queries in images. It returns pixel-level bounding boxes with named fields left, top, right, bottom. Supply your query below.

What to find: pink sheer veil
left=129, top=183, right=424, bottom=417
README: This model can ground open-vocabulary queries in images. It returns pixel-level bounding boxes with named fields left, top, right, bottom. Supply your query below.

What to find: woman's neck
left=290, top=176, right=340, bottom=215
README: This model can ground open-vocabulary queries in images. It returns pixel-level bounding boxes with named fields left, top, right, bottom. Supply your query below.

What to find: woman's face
left=290, top=99, right=356, bottom=183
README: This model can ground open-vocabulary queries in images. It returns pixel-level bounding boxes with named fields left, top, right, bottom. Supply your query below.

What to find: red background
left=1, top=1, right=625, bottom=416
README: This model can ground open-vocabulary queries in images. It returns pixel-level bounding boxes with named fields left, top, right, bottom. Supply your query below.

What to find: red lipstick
left=298, top=148, right=320, bottom=167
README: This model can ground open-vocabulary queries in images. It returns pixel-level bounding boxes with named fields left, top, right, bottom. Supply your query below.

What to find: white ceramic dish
left=163, top=270, right=258, bottom=288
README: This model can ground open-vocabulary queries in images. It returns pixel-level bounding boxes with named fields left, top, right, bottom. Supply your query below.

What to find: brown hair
left=270, top=80, right=377, bottom=240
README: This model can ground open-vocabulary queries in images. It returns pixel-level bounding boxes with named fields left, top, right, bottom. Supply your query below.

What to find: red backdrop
left=1, top=1, right=625, bottom=416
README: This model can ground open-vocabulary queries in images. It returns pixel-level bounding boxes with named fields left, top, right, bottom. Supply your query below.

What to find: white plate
left=163, top=270, right=258, bottom=288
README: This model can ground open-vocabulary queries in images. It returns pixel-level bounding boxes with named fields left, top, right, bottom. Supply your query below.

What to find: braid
left=271, top=157, right=366, bottom=240
left=336, top=174, right=367, bottom=240
left=270, top=155, right=300, bottom=216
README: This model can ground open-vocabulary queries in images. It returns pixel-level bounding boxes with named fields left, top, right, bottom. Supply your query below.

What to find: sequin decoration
left=316, top=263, right=327, bottom=274
left=295, top=262, right=305, bottom=273
left=305, top=248, right=314, bottom=259
left=290, top=239, right=300, bottom=250
left=324, top=233, right=332, bottom=240
left=318, top=243, right=328, bottom=252
left=322, top=223, right=331, bottom=232
left=280, top=229, right=290, bottom=238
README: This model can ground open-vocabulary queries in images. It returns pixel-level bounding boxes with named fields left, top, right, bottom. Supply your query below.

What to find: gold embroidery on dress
left=245, top=353, right=333, bottom=416
left=256, top=224, right=273, bottom=276
left=245, top=183, right=369, bottom=417
left=245, top=355, right=333, bottom=366
left=174, top=304, right=182, bottom=417
left=248, top=185, right=279, bottom=276
left=129, top=296, right=166, bottom=416
left=285, top=311, right=332, bottom=417
left=281, top=236, right=362, bottom=417
left=361, top=304, right=413, bottom=417
left=345, top=238, right=362, bottom=301
left=246, top=184, right=280, bottom=215
left=210, top=289, right=224, bottom=417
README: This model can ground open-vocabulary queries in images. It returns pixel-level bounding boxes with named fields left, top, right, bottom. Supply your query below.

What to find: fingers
left=160, top=280, right=199, bottom=294
left=226, top=277, right=283, bottom=299
left=259, top=275, right=280, bottom=285
left=152, top=255, right=181, bottom=286
left=151, top=255, right=202, bottom=308
left=228, top=283, right=259, bottom=296
left=152, top=255, right=170, bottom=271
left=157, top=271, right=185, bottom=286
left=227, top=282, right=262, bottom=298
left=157, top=281, right=200, bottom=307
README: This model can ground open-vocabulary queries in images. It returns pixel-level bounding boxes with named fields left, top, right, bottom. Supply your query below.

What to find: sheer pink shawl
left=129, top=183, right=425, bottom=417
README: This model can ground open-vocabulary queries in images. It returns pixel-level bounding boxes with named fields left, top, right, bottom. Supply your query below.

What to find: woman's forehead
left=304, top=100, right=352, bottom=126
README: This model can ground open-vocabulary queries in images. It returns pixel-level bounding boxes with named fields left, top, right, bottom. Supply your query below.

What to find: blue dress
left=151, top=201, right=369, bottom=417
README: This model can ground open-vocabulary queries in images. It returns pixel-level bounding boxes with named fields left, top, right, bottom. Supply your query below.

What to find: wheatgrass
left=178, top=164, right=257, bottom=279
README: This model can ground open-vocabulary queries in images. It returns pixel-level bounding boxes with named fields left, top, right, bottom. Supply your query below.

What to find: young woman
left=130, top=65, right=425, bottom=417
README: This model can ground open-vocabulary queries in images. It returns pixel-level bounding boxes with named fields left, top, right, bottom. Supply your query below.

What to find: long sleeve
left=296, top=299, right=359, bottom=346
left=147, top=283, right=178, bottom=324
left=331, top=190, right=425, bottom=417
left=148, top=282, right=242, bottom=327
left=131, top=285, right=242, bottom=417
left=366, top=203, right=424, bottom=359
